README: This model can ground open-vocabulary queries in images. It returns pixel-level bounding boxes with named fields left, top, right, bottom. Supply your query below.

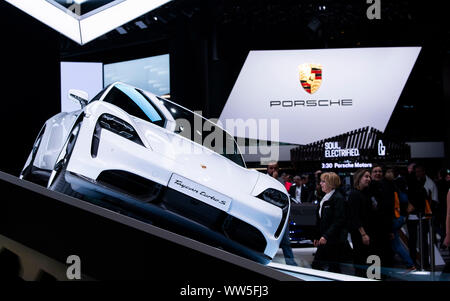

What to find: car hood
left=133, top=119, right=260, bottom=196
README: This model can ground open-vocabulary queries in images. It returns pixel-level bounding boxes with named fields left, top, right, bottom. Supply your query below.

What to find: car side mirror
left=68, top=89, right=89, bottom=108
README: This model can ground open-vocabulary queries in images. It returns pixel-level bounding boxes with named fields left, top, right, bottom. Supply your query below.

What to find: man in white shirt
left=293, top=176, right=303, bottom=204
left=289, top=176, right=305, bottom=204
left=289, top=176, right=312, bottom=204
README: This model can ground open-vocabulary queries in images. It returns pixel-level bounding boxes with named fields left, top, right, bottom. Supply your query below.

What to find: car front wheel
left=47, top=122, right=83, bottom=199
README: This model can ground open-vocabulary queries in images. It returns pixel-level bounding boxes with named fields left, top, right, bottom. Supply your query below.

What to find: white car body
left=20, top=82, right=290, bottom=263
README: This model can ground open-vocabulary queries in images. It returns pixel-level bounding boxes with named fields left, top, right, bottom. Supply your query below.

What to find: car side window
left=102, top=84, right=166, bottom=127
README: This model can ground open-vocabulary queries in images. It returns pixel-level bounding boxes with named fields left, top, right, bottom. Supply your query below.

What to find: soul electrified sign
left=324, top=141, right=359, bottom=158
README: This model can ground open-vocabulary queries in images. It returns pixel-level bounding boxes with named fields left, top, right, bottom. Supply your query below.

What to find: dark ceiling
left=59, top=0, right=449, bottom=56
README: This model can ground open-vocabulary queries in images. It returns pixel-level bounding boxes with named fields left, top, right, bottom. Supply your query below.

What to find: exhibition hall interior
left=0, top=0, right=449, bottom=283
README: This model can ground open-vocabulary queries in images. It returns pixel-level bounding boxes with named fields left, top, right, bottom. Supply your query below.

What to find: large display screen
left=61, top=55, right=170, bottom=112
left=219, top=47, right=421, bottom=145
left=104, top=54, right=170, bottom=96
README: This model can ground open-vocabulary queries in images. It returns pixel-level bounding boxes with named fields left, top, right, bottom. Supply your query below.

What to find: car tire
left=49, top=165, right=83, bottom=199
left=48, top=122, right=83, bottom=200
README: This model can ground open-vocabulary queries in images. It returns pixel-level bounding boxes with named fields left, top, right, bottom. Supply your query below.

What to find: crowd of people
left=266, top=162, right=450, bottom=279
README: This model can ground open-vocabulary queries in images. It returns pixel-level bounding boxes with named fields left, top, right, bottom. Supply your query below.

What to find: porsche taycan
left=20, top=82, right=290, bottom=264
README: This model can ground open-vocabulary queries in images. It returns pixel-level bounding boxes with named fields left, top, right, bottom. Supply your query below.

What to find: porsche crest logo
left=299, top=64, right=322, bottom=94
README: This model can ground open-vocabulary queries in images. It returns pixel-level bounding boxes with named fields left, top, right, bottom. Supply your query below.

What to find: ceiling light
left=115, top=26, right=127, bottom=34
left=5, top=0, right=172, bottom=45
left=135, top=20, right=147, bottom=29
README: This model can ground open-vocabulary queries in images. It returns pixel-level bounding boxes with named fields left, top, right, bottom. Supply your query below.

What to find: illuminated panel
left=5, top=0, right=81, bottom=42
left=219, top=47, right=421, bottom=145
left=5, top=0, right=172, bottom=45
left=79, top=0, right=170, bottom=44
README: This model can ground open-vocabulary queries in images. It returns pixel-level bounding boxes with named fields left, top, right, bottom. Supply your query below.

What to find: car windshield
left=156, top=96, right=246, bottom=168
left=102, top=83, right=166, bottom=127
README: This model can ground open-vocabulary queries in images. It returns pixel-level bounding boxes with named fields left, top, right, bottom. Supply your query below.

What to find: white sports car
left=20, top=82, right=290, bottom=264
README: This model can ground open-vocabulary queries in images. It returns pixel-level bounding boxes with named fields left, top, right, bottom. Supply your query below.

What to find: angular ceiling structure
left=5, top=0, right=172, bottom=45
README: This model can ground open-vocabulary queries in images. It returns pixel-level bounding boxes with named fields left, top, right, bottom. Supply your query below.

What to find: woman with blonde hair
left=311, top=172, right=348, bottom=273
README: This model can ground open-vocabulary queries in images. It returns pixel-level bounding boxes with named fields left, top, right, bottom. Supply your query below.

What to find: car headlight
left=257, top=188, right=289, bottom=239
left=92, top=114, right=144, bottom=158
left=98, top=114, right=144, bottom=146
left=257, top=188, right=289, bottom=208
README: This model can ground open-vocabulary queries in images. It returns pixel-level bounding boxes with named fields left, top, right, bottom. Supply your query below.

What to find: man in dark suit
left=289, top=175, right=313, bottom=203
